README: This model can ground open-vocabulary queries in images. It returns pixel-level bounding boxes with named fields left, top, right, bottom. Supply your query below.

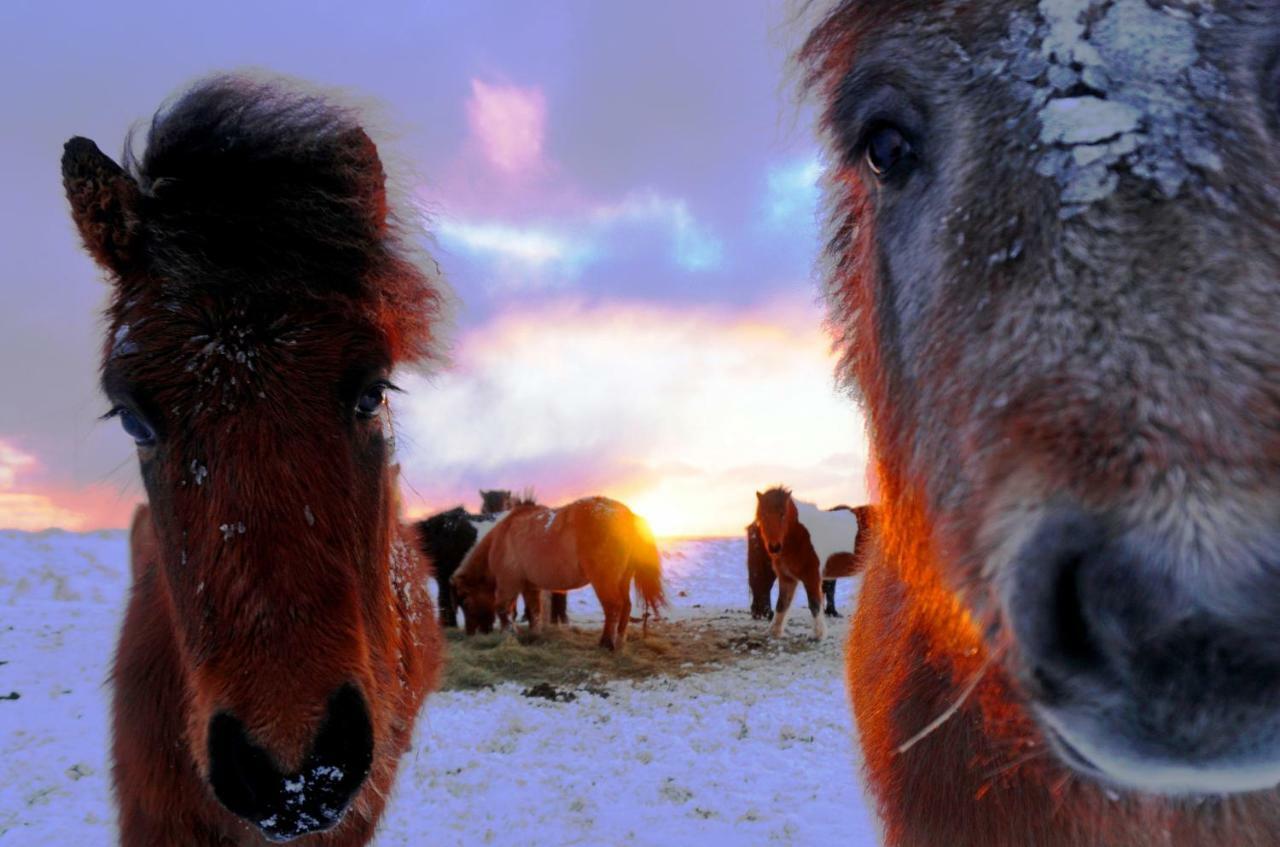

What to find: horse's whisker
left=896, top=645, right=1002, bottom=756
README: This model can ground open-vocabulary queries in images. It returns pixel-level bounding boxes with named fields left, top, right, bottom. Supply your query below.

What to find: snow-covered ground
left=0, top=530, right=880, bottom=845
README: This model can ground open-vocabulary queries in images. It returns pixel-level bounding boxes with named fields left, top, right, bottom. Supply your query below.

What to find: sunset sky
left=1, top=0, right=868, bottom=537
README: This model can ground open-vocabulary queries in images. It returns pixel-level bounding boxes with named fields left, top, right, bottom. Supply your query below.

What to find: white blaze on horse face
left=1000, top=0, right=1225, bottom=218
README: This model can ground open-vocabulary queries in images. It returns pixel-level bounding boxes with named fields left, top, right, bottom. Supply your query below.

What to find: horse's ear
left=62, top=137, right=142, bottom=278
left=340, top=127, right=389, bottom=232
left=756, top=491, right=762, bottom=501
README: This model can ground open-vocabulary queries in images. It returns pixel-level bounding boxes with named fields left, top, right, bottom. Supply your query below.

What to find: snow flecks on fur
left=303, top=504, right=315, bottom=527
left=218, top=521, right=245, bottom=542
left=389, top=534, right=430, bottom=628
left=109, top=323, right=137, bottom=359
left=189, top=460, right=208, bottom=487
left=1001, top=0, right=1225, bottom=218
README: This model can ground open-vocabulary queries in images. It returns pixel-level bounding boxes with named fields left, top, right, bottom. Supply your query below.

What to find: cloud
left=466, top=80, right=548, bottom=176
left=592, top=191, right=724, bottom=272
left=434, top=219, right=597, bottom=291
left=0, top=440, right=99, bottom=530
left=763, top=157, right=823, bottom=234
left=434, top=188, right=725, bottom=293
left=394, top=298, right=868, bottom=536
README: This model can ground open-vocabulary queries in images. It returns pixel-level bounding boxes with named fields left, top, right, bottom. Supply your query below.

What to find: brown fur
left=754, top=487, right=827, bottom=640
left=746, top=522, right=777, bottom=619
left=801, top=2, right=1280, bottom=844
left=65, top=75, right=444, bottom=845
left=452, top=497, right=665, bottom=650
left=821, top=504, right=878, bottom=579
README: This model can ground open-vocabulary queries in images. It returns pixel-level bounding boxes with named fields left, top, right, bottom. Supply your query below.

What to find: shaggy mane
left=123, top=73, right=441, bottom=362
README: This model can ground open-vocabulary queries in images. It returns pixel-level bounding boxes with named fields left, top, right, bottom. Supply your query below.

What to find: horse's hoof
left=825, top=609, right=841, bottom=618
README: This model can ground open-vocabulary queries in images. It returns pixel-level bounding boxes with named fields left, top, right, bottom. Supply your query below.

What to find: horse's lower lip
left=1043, top=723, right=1105, bottom=777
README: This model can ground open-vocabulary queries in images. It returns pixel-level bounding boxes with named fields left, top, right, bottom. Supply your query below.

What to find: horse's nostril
left=1006, top=507, right=1115, bottom=678
left=207, top=684, right=373, bottom=840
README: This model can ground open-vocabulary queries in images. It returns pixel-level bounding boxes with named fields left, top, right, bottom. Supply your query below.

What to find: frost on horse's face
left=805, top=1, right=1280, bottom=797
left=65, top=75, right=442, bottom=844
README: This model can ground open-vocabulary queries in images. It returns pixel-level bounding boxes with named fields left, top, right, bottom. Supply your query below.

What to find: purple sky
left=1, top=1, right=868, bottom=536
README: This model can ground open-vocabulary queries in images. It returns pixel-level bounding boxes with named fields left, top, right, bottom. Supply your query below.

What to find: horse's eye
left=355, top=384, right=388, bottom=420
left=117, top=409, right=156, bottom=446
left=865, top=124, right=915, bottom=178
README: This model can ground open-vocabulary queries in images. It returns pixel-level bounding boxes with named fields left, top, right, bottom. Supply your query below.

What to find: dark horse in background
left=745, top=522, right=776, bottom=619
left=416, top=506, right=489, bottom=629
left=64, top=75, right=444, bottom=845
left=479, top=488, right=514, bottom=515
left=803, top=3, right=1280, bottom=845
left=416, top=496, right=570, bottom=629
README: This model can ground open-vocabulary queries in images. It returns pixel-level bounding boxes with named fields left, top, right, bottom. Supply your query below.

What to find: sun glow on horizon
left=397, top=298, right=869, bottom=538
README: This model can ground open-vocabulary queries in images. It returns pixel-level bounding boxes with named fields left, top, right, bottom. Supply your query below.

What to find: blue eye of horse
left=117, top=409, right=156, bottom=446
left=865, top=124, right=914, bottom=178
left=355, top=384, right=387, bottom=419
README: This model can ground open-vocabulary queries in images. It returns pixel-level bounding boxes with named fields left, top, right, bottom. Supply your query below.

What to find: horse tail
left=629, top=514, right=666, bottom=630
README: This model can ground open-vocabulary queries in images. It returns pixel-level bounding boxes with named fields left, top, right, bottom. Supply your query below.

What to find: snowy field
left=0, top=529, right=880, bottom=845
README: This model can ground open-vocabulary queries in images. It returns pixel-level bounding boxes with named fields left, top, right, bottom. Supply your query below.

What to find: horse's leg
left=496, top=577, right=521, bottom=633
left=615, top=578, right=633, bottom=649
left=438, top=576, right=457, bottom=628
left=594, top=576, right=622, bottom=650
left=522, top=585, right=544, bottom=635
left=803, top=573, right=827, bottom=640
left=823, top=578, right=840, bottom=618
left=551, top=591, right=569, bottom=625
left=770, top=576, right=797, bottom=638
left=599, top=600, right=620, bottom=650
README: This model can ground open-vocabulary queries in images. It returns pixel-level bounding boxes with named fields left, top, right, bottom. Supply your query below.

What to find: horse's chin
left=1034, top=706, right=1280, bottom=798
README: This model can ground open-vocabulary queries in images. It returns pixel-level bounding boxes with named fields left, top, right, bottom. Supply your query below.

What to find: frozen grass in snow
left=0, top=530, right=879, bottom=845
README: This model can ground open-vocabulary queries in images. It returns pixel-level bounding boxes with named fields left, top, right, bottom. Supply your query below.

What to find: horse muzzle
left=1001, top=506, right=1280, bottom=796
left=207, top=683, right=374, bottom=841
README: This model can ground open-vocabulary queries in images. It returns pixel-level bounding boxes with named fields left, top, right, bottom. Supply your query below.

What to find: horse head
left=65, top=74, right=443, bottom=839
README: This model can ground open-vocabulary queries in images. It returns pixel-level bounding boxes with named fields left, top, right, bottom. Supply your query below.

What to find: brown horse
left=754, top=487, right=857, bottom=640
left=803, top=3, right=1280, bottom=845
left=64, top=74, right=443, bottom=845
left=452, top=497, right=665, bottom=650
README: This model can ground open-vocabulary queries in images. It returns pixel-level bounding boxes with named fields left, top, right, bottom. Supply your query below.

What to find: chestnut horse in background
left=754, top=487, right=858, bottom=640
left=804, top=3, right=1280, bottom=845
left=479, top=489, right=570, bottom=625
left=747, top=505, right=874, bottom=619
left=64, top=75, right=443, bottom=845
left=417, top=494, right=569, bottom=629
left=452, top=497, right=665, bottom=649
